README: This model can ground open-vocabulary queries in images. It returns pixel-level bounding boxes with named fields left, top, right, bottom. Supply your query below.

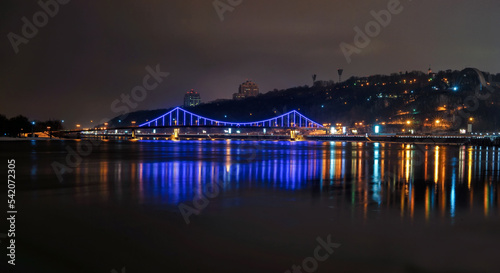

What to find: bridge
left=458, top=68, right=500, bottom=91
left=139, top=107, right=324, bottom=129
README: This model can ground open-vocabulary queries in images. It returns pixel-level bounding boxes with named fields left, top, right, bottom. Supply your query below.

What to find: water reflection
left=51, top=141, right=499, bottom=220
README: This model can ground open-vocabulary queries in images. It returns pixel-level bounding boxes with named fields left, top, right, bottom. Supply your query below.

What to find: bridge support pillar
left=290, top=129, right=304, bottom=141
left=172, top=128, right=180, bottom=140
left=131, top=129, right=136, bottom=139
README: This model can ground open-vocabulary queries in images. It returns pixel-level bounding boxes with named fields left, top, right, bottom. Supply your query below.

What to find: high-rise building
left=184, top=89, right=201, bottom=107
left=233, top=80, right=259, bottom=100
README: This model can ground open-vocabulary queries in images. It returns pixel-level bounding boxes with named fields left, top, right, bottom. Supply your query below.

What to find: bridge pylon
left=172, top=128, right=180, bottom=140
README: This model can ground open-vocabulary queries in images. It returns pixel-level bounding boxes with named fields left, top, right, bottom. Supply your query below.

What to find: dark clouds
left=1, top=0, right=500, bottom=127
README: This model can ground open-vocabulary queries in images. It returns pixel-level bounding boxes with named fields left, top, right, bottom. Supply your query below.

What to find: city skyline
left=2, top=0, right=500, bottom=127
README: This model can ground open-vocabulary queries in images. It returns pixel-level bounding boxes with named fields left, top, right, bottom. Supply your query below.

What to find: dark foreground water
left=1, top=140, right=499, bottom=273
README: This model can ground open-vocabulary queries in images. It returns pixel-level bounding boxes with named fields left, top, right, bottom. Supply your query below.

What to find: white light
left=342, top=127, right=347, bottom=134
left=374, top=125, right=380, bottom=134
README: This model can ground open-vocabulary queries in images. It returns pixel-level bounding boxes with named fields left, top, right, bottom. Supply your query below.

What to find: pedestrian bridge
left=139, top=107, right=324, bottom=129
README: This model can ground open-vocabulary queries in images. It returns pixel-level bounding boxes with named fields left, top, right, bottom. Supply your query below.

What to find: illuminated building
left=184, top=89, right=201, bottom=107
left=233, top=80, right=259, bottom=100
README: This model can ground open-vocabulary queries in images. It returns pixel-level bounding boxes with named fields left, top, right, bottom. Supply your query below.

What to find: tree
left=37, top=120, right=63, bottom=131
left=0, top=114, right=8, bottom=136
left=8, top=115, right=30, bottom=137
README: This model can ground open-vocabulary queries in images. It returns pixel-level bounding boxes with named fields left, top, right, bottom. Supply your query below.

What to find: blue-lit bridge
left=139, top=107, right=324, bottom=129
left=71, top=108, right=325, bottom=141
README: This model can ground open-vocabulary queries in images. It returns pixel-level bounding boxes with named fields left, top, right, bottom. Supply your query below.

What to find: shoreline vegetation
left=0, top=114, right=63, bottom=138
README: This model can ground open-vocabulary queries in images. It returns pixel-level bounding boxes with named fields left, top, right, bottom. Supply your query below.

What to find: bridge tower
left=172, top=128, right=180, bottom=140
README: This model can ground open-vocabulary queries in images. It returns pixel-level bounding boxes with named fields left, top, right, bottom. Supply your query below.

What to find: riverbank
left=73, top=133, right=500, bottom=147
left=308, top=134, right=500, bottom=146
left=5, top=133, right=500, bottom=147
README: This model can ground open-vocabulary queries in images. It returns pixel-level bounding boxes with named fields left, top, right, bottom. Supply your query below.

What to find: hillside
left=108, top=69, right=500, bottom=133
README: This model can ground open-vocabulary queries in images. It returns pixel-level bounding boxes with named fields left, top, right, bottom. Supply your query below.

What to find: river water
left=1, top=140, right=499, bottom=272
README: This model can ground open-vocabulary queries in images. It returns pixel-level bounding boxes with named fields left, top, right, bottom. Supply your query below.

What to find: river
left=1, top=139, right=499, bottom=272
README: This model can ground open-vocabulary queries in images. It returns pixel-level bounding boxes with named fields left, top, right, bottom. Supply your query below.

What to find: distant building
left=184, top=89, right=201, bottom=107
left=428, top=66, right=436, bottom=79
left=233, top=80, right=259, bottom=100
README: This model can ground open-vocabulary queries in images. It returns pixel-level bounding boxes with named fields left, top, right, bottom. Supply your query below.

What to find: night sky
left=1, top=0, right=500, bottom=127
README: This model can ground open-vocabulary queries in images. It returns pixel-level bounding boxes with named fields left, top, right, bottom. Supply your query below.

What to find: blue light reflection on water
left=21, top=140, right=498, bottom=219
